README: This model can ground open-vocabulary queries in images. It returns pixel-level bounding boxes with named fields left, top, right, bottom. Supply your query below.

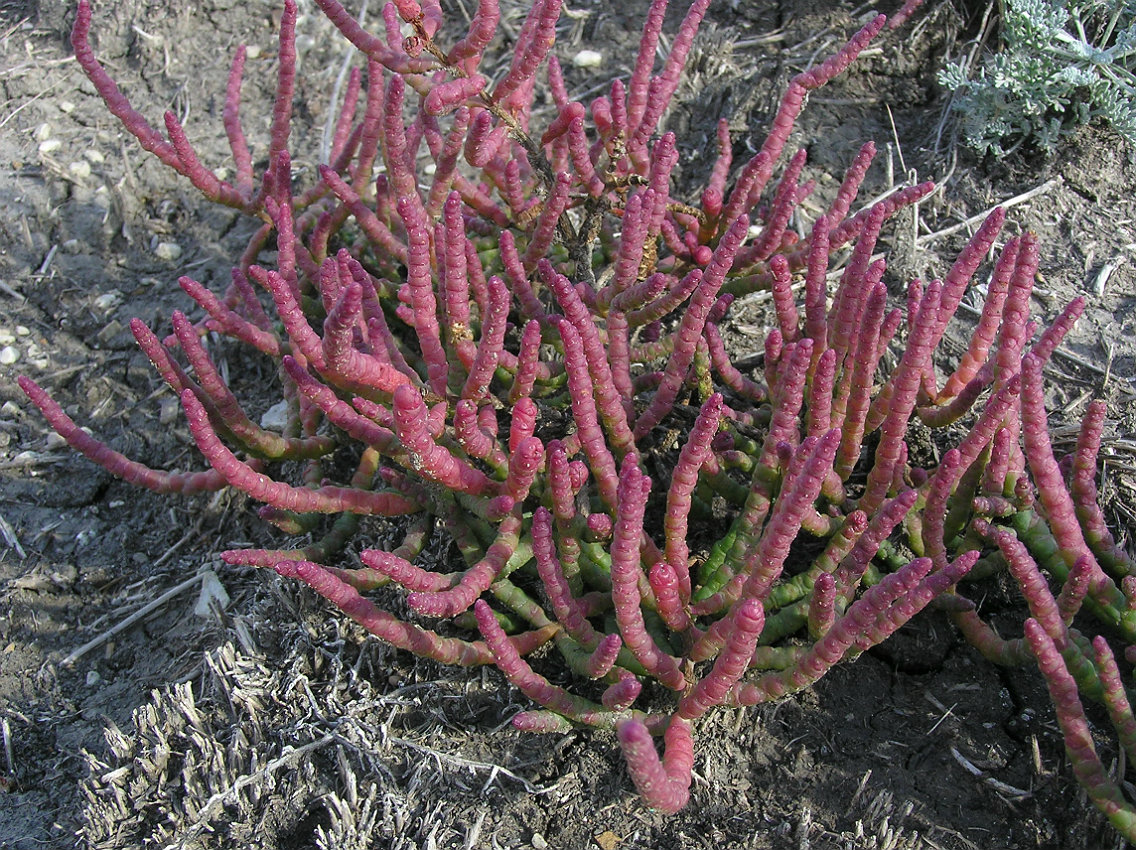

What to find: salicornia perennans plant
left=19, top=0, right=1136, bottom=829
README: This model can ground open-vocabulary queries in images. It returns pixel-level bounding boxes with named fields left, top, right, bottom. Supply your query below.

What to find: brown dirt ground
left=1, top=1, right=1135, bottom=848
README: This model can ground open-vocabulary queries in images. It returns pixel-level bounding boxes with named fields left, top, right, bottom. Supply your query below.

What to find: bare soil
left=1, top=1, right=1135, bottom=849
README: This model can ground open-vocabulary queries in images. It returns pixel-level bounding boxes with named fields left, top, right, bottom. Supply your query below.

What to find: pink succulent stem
left=616, top=717, right=695, bottom=814
left=611, top=458, right=686, bottom=691
left=397, top=195, right=450, bottom=396
left=282, top=357, right=400, bottom=454
left=522, top=171, right=572, bottom=270
left=1030, top=296, right=1085, bottom=363
left=171, top=311, right=331, bottom=459
left=602, top=674, right=642, bottom=710
left=635, top=216, right=748, bottom=438
left=664, top=394, right=724, bottom=598
left=1071, top=401, right=1134, bottom=572
left=545, top=263, right=636, bottom=458
left=162, top=111, right=246, bottom=207
left=392, top=385, right=495, bottom=495
left=1057, top=556, right=1095, bottom=623
left=493, top=0, right=562, bottom=106
left=359, top=549, right=453, bottom=592
left=1021, top=353, right=1110, bottom=593
left=940, top=237, right=1019, bottom=398
left=509, top=320, right=544, bottom=404
left=222, top=44, right=254, bottom=198
left=1024, top=620, right=1136, bottom=839
left=747, top=149, right=808, bottom=263
left=280, top=560, right=497, bottom=665
left=860, top=280, right=943, bottom=516
left=833, top=281, right=888, bottom=478
left=834, top=489, right=919, bottom=606
left=182, top=390, right=413, bottom=515
left=19, top=377, right=226, bottom=494
left=448, top=0, right=500, bottom=69
left=462, top=276, right=511, bottom=401
left=648, top=561, right=692, bottom=633
left=586, top=634, right=624, bottom=679
left=935, top=208, right=1005, bottom=342
left=558, top=320, right=621, bottom=508
left=322, top=283, right=418, bottom=394
left=826, top=143, right=873, bottom=224
left=474, top=600, right=617, bottom=728
left=994, top=233, right=1040, bottom=391
left=921, top=449, right=961, bottom=571
left=532, top=508, right=601, bottom=649
left=408, top=515, right=523, bottom=617
left=769, top=254, right=799, bottom=343
left=704, top=322, right=766, bottom=403
left=678, top=599, right=765, bottom=720
left=178, top=276, right=278, bottom=356
left=808, top=572, right=837, bottom=638
left=320, top=166, right=407, bottom=262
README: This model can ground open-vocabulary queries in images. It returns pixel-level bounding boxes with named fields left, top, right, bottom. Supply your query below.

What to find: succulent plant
left=20, top=0, right=1136, bottom=829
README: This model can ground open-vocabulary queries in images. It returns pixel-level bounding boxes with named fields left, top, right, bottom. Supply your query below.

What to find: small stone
left=61, top=239, right=82, bottom=254
left=593, top=832, right=621, bottom=850
left=260, top=400, right=289, bottom=431
left=15, top=326, right=29, bottom=337
left=38, top=138, right=62, bottom=154
left=154, top=241, right=183, bottom=261
left=0, top=330, right=15, bottom=345
left=0, top=346, right=19, bottom=365
left=86, top=670, right=101, bottom=687
left=245, top=44, right=262, bottom=59
left=83, top=149, right=105, bottom=164
left=96, top=319, right=124, bottom=344
left=69, top=160, right=92, bottom=179
left=159, top=397, right=180, bottom=425
left=58, top=100, right=76, bottom=114
left=1, top=401, right=20, bottom=417
left=532, top=835, right=548, bottom=850
left=572, top=49, right=603, bottom=68
left=93, top=290, right=123, bottom=312
left=45, top=431, right=68, bottom=450
left=34, top=122, right=52, bottom=142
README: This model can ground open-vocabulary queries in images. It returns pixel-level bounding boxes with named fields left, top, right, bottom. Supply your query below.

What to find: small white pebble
left=572, top=49, right=603, bottom=68
left=83, top=149, right=105, bottom=165
left=34, top=122, right=52, bottom=142
left=86, top=670, right=101, bottom=687
left=1, top=401, right=21, bottom=417
left=15, top=326, right=29, bottom=337
left=38, top=138, right=62, bottom=155
left=154, top=241, right=183, bottom=261
left=260, top=400, right=290, bottom=431
left=0, top=346, right=19, bottom=365
left=93, top=290, right=123, bottom=312
left=45, top=432, right=68, bottom=450
left=532, top=834, right=548, bottom=850
left=59, top=100, right=76, bottom=114
left=245, top=44, right=262, bottom=60
left=69, top=160, right=92, bottom=179
left=0, top=330, right=14, bottom=346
